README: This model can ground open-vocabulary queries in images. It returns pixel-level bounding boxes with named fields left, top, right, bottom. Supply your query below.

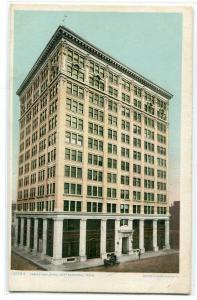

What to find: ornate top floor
left=16, top=25, right=173, bottom=100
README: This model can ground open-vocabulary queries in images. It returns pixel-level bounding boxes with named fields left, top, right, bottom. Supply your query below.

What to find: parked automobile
left=104, top=253, right=119, bottom=267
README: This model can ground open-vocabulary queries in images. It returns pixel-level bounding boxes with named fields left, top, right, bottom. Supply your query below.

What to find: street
left=11, top=252, right=179, bottom=273
left=83, top=253, right=179, bottom=273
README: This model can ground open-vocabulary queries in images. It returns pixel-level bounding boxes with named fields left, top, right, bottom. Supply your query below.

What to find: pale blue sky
left=12, top=10, right=182, bottom=202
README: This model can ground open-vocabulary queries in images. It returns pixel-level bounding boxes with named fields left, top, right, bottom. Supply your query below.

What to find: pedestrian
left=138, top=249, right=141, bottom=260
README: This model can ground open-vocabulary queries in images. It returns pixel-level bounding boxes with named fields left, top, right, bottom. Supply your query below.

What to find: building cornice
left=16, top=25, right=173, bottom=100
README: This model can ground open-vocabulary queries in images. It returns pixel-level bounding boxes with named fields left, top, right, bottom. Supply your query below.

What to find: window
left=157, top=207, right=167, bottom=214
left=109, top=86, right=118, bottom=98
left=134, top=86, right=142, bottom=97
left=145, top=103, right=154, bottom=115
left=157, top=146, right=166, bottom=156
left=107, top=203, right=116, bottom=213
left=89, top=61, right=104, bottom=78
left=133, top=177, right=141, bottom=187
left=64, top=200, right=81, bottom=212
left=122, top=93, right=130, bottom=104
left=66, top=98, right=83, bottom=114
left=108, top=143, right=117, bottom=155
left=157, top=134, right=166, bottom=144
left=49, top=83, right=58, bottom=100
left=157, top=170, right=166, bottom=179
left=133, top=138, right=141, bottom=148
left=157, top=182, right=166, bottom=191
left=157, top=121, right=166, bottom=133
left=145, top=116, right=154, bottom=128
left=67, top=48, right=84, bottom=67
left=133, top=164, right=141, bottom=174
left=144, top=167, right=154, bottom=176
left=67, top=65, right=84, bottom=82
left=108, top=129, right=117, bottom=140
left=109, top=72, right=118, bottom=84
left=40, top=109, right=47, bottom=123
left=120, top=190, right=129, bottom=200
left=107, top=173, right=117, bottom=183
left=144, top=154, right=154, bottom=164
left=47, top=183, right=55, bottom=195
left=122, top=79, right=131, bottom=91
left=64, top=183, right=82, bottom=195
left=48, top=132, right=56, bottom=146
left=88, top=153, right=103, bottom=166
left=133, top=191, right=141, bottom=201
left=144, top=192, right=154, bottom=202
left=133, top=125, right=141, bottom=135
left=65, top=131, right=83, bottom=146
left=107, top=188, right=117, bottom=198
left=38, top=155, right=45, bottom=167
left=144, top=206, right=154, bottom=214
left=66, top=114, right=83, bottom=131
left=89, top=76, right=104, bottom=91
left=133, top=151, right=141, bottom=160
left=121, top=147, right=130, bottom=158
left=88, top=122, right=103, bottom=137
left=38, top=170, right=45, bottom=181
left=89, top=91, right=104, bottom=107
left=121, top=161, right=129, bottom=171
left=89, top=107, right=104, bottom=122
left=121, top=120, right=130, bottom=131
left=49, top=99, right=58, bottom=115
left=88, top=169, right=103, bottom=182
left=87, top=202, right=103, bottom=212
left=121, top=133, right=130, bottom=144
left=47, top=166, right=56, bottom=178
left=144, top=129, right=154, bottom=140
left=133, top=111, right=141, bottom=122
left=48, top=149, right=56, bottom=163
left=108, top=158, right=117, bottom=169
left=49, top=115, right=57, bottom=131
left=121, top=176, right=129, bottom=185
left=65, top=148, right=83, bottom=162
left=144, top=180, right=154, bottom=189
left=67, top=81, right=84, bottom=99
left=108, top=99, right=117, bottom=113
left=120, top=204, right=129, bottom=214
left=64, top=165, right=82, bottom=178
left=157, top=158, right=166, bottom=167
left=157, top=194, right=167, bottom=203
left=87, top=186, right=103, bottom=197
left=144, top=141, right=154, bottom=152
left=133, top=99, right=141, bottom=109
left=122, top=106, right=130, bottom=118
left=88, top=138, right=103, bottom=151
left=108, top=114, right=117, bottom=126
left=133, top=205, right=141, bottom=214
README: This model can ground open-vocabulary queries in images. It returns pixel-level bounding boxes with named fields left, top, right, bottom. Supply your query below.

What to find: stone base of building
left=13, top=213, right=171, bottom=266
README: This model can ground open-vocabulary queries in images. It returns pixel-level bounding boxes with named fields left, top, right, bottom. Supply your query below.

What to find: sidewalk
left=12, top=247, right=179, bottom=272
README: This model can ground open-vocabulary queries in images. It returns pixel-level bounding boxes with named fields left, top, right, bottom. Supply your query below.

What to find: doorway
left=122, top=237, right=129, bottom=254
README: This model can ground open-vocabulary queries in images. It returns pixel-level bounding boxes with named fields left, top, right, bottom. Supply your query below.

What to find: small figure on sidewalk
left=138, top=249, right=141, bottom=260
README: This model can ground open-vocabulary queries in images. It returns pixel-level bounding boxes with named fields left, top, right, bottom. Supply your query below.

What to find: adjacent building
left=170, top=201, right=180, bottom=249
left=14, top=26, right=172, bottom=265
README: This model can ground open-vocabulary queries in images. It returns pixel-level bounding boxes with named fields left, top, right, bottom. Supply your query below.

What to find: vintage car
left=103, top=253, right=119, bottom=267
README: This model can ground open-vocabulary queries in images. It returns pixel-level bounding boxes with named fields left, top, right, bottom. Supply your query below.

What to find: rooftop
left=16, top=25, right=173, bottom=100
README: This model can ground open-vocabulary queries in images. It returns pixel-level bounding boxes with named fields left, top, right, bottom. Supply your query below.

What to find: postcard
left=8, top=3, right=193, bottom=294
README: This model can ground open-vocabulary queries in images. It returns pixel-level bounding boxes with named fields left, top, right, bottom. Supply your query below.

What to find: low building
left=170, top=201, right=180, bottom=249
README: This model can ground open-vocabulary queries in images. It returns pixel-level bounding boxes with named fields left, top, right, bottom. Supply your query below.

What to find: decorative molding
left=16, top=25, right=173, bottom=100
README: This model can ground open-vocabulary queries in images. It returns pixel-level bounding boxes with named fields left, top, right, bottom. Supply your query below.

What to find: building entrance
left=122, top=237, right=129, bottom=254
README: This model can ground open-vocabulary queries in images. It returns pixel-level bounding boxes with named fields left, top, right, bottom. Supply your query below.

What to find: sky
left=12, top=10, right=182, bottom=204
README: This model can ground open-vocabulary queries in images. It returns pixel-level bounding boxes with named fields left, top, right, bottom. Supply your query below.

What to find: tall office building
left=14, top=26, right=172, bottom=265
